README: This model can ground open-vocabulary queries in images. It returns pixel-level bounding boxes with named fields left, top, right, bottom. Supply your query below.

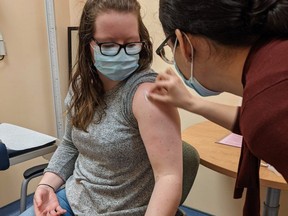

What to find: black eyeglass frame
left=92, top=39, right=145, bottom=56
left=155, top=33, right=176, bottom=64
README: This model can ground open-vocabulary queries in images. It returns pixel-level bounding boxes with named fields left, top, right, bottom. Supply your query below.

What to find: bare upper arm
left=132, top=82, right=182, bottom=177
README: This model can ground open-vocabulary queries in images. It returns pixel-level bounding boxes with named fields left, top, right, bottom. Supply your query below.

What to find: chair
left=181, top=141, right=200, bottom=203
left=0, top=139, right=10, bottom=170
left=179, top=141, right=200, bottom=215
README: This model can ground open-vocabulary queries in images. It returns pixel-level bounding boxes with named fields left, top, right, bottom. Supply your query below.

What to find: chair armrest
left=23, top=163, right=48, bottom=179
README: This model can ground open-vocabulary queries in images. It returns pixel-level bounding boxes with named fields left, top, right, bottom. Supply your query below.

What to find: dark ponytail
left=249, top=0, right=288, bottom=37
left=159, top=0, right=288, bottom=47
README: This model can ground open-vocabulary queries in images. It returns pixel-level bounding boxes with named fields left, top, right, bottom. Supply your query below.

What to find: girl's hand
left=33, top=185, right=66, bottom=216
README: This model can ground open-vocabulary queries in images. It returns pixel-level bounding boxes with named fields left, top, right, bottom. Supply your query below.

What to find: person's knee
left=19, top=205, right=35, bottom=216
left=56, top=188, right=74, bottom=216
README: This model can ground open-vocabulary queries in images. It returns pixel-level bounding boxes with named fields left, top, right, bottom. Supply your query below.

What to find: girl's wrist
left=37, top=183, right=56, bottom=193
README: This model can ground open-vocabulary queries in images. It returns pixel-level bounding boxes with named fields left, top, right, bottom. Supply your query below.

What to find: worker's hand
left=33, top=185, right=66, bottom=216
left=147, top=68, right=194, bottom=110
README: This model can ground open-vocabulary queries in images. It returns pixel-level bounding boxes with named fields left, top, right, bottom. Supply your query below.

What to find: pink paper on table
left=217, top=133, right=243, bottom=148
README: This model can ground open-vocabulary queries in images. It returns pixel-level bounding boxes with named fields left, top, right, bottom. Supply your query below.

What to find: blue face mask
left=173, top=36, right=221, bottom=97
left=174, top=63, right=220, bottom=97
left=93, top=46, right=139, bottom=81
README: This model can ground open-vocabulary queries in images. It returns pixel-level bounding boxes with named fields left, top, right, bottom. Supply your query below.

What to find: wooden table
left=182, top=121, right=287, bottom=216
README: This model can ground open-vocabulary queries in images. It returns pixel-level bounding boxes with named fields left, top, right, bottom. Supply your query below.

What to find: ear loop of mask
left=182, top=33, right=194, bottom=82
left=173, top=33, right=194, bottom=81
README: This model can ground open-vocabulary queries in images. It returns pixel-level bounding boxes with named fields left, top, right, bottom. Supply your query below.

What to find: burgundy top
left=233, top=38, right=288, bottom=216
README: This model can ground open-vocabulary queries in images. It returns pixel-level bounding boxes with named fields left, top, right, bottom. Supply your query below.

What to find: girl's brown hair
left=69, top=0, right=153, bottom=131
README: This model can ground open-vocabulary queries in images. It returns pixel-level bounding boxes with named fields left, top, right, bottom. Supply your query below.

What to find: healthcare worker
left=148, top=0, right=288, bottom=215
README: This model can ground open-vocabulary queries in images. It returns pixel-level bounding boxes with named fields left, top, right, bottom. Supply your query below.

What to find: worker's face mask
left=173, top=34, right=221, bottom=97
left=93, top=46, right=139, bottom=81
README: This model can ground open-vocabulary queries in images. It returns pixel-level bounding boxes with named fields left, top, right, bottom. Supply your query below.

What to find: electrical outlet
left=0, top=33, right=6, bottom=59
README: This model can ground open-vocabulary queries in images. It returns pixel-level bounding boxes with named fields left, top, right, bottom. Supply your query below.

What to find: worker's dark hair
left=159, top=0, right=288, bottom=46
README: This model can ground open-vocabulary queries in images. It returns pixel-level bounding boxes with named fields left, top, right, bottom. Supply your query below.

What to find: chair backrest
left=181, top=141, right=200, bottom=204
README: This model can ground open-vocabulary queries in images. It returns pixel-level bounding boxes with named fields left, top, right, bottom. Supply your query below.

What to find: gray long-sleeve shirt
left=45, top=70, right=157, bottom=215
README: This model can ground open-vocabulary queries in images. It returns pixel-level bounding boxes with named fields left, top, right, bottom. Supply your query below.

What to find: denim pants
left=19, top=188, right=74, bottom=216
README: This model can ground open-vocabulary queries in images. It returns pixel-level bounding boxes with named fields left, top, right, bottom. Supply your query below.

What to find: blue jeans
left=19, top=188, right=74, bottom=216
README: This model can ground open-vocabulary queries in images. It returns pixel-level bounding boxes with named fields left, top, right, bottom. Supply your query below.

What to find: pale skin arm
left=133, top=83, right=183, bottom=216
left=33, top=172, right=66, bottom=216
left=147, top=68, right=239, bottom=131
